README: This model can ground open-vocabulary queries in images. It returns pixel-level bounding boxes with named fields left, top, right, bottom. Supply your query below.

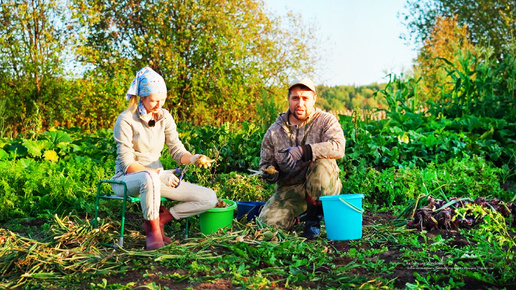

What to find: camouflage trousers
left=257, top=159, right=342, bottom=230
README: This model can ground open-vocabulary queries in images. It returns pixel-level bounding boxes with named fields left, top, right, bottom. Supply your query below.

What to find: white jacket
left=112, top=108, right=188, bottom=178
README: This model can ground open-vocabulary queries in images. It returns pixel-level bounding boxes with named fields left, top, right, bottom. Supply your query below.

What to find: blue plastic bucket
left=320, top=194, right=364, bottom=240
left=236, top=201, right=265, bottom=222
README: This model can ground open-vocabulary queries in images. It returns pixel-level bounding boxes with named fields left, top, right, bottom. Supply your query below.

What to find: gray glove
left=279, top=146, right=304, bottom=172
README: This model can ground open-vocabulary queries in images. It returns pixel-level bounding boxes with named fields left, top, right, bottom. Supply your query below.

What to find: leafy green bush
left=174, top=121, right=264, bottom=172
left=340, top=69, right=516, bottom=176
left=341, top=154, right=508, bottom=206
left=0, top=128, right=116, bottom=222
left=429, top=52, right=516, bottom=123
left=211, top=172, right=274, bottom=202
left=0, top=157, right=111, bottom=221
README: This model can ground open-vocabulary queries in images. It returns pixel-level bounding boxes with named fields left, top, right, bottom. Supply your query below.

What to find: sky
left=263, top=0, right=418, bottom=87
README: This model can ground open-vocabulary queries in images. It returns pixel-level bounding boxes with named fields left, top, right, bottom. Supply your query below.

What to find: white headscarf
left=126, top=67, right=167, bottom=101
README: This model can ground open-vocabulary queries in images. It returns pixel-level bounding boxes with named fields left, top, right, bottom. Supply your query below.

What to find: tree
left=317, top=84, right=383, bottom=113
left=0, top=0, right=74, bottom=134
left=414, top=15, right=476, bottom=101
left=72, top=0, right=319, bottom=125
left=400, top=0, right=516, bottom=58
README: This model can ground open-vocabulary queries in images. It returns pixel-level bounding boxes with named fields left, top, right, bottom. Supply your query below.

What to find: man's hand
left=261, top=165, right=279, bottom=183
left=279, top=146, right=304, bottom=172
left=190, top=154, right=213, bottom=169
left=159, top=169, right=180, bottom=187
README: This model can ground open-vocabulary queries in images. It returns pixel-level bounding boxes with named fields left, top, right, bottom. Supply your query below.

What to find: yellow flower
left=398, top=132, right=410, bottom=144
left=44, top=150, right=59, bottom=162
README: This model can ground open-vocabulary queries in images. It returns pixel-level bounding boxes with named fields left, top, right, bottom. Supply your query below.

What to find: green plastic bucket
left=199, top=199, right=237, bottom=235
left=320, top=194, right=364, bottom=240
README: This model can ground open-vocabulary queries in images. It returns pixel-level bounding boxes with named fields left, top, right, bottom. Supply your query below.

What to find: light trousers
left=111, top=170, right=217, bottom=220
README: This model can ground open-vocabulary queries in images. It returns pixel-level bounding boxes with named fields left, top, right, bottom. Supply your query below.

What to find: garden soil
left=13, top=210, right=505, bottom=290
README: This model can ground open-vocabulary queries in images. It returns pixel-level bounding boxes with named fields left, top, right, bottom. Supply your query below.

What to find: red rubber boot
left=143, top=218, right=165, bottom=250
left=143, top=206, right=174, bottom=244
left=159, top=206, right=174, bottom=244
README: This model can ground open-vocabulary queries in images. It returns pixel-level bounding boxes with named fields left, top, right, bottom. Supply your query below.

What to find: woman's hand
left=159, top=169, right=180, bottom=187
left=189, top=154, right=214, bottom=169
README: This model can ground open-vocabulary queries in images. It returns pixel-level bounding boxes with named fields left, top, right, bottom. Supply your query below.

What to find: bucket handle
left=339, top=197, right=364, bottom=214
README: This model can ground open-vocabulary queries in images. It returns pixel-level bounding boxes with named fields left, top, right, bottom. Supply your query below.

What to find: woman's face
left=141, top=92, right=167, bottom=114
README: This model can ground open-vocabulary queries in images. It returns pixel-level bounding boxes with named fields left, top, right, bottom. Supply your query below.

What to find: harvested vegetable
left=197, top=155, right=215, bottom=167
left=215, top=200, right=227, bottom=208
left=263, top=165, right=277, bottom=175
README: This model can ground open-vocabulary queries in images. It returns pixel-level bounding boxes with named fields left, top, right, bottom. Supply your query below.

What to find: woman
left=111, top=67, right=217, bottom=250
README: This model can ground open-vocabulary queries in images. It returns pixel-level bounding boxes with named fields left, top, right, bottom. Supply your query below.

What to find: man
left=257, top=77, right=346, bottom=239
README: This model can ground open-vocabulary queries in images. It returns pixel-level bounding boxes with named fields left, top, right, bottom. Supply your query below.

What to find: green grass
left=1, top=202, right=514, bottom=289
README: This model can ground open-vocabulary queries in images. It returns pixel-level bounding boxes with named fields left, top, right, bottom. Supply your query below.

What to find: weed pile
left=405, top=196, right=516, bottom=231
left=0, top=215, right=124, bottom=288
left=2, top=208, right=516, bottom=289
left=0, top=214, right=370, bottom=289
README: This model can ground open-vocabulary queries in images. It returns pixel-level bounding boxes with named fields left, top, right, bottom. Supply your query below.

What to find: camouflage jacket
left=259, top=107, right=346, bottom=186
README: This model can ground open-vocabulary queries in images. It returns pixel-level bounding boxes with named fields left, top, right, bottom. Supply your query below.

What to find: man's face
left=141, top=92, right=167, bottom=114
left=289, top=86, right=317, bottom=121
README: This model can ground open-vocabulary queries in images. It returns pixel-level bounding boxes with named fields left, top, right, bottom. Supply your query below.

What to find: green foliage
left=2, top=48, right=516, bottom=220
left=340, top=60, right=516, bottom=174
left=413, top=16, right=475, bottom=103
left=0, top=0, right=321, bottom=134
left=0, top=0, right=77, bottom=135
left=456, top=203, right=516, bottom=249
left=72, top=0, right=319, bottom=125
left=174, top=121, right=264, bottom=173
left=255, top=89, right=286, bottom=130
left=317, top=83, right=386, bottom=112
left=401, top=0, right=516, bottom=58
left=211, top=172, right=274, bottom=202
left=0, top=103, right=515, bottom=290
left=337, top=57, right=516, bottom=205
left=429, top=51, right=516, bottom=123
left=2, top=112, right=513, bottom=222
left=0, top=128, right=116, bottom=221
left=0, top=98, right=6, bottom=138
left=0, top=123, right=268, bottom=222
left=0, top=157, right=111, bottom=221
left=341, top=155, right=506, bottom=206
